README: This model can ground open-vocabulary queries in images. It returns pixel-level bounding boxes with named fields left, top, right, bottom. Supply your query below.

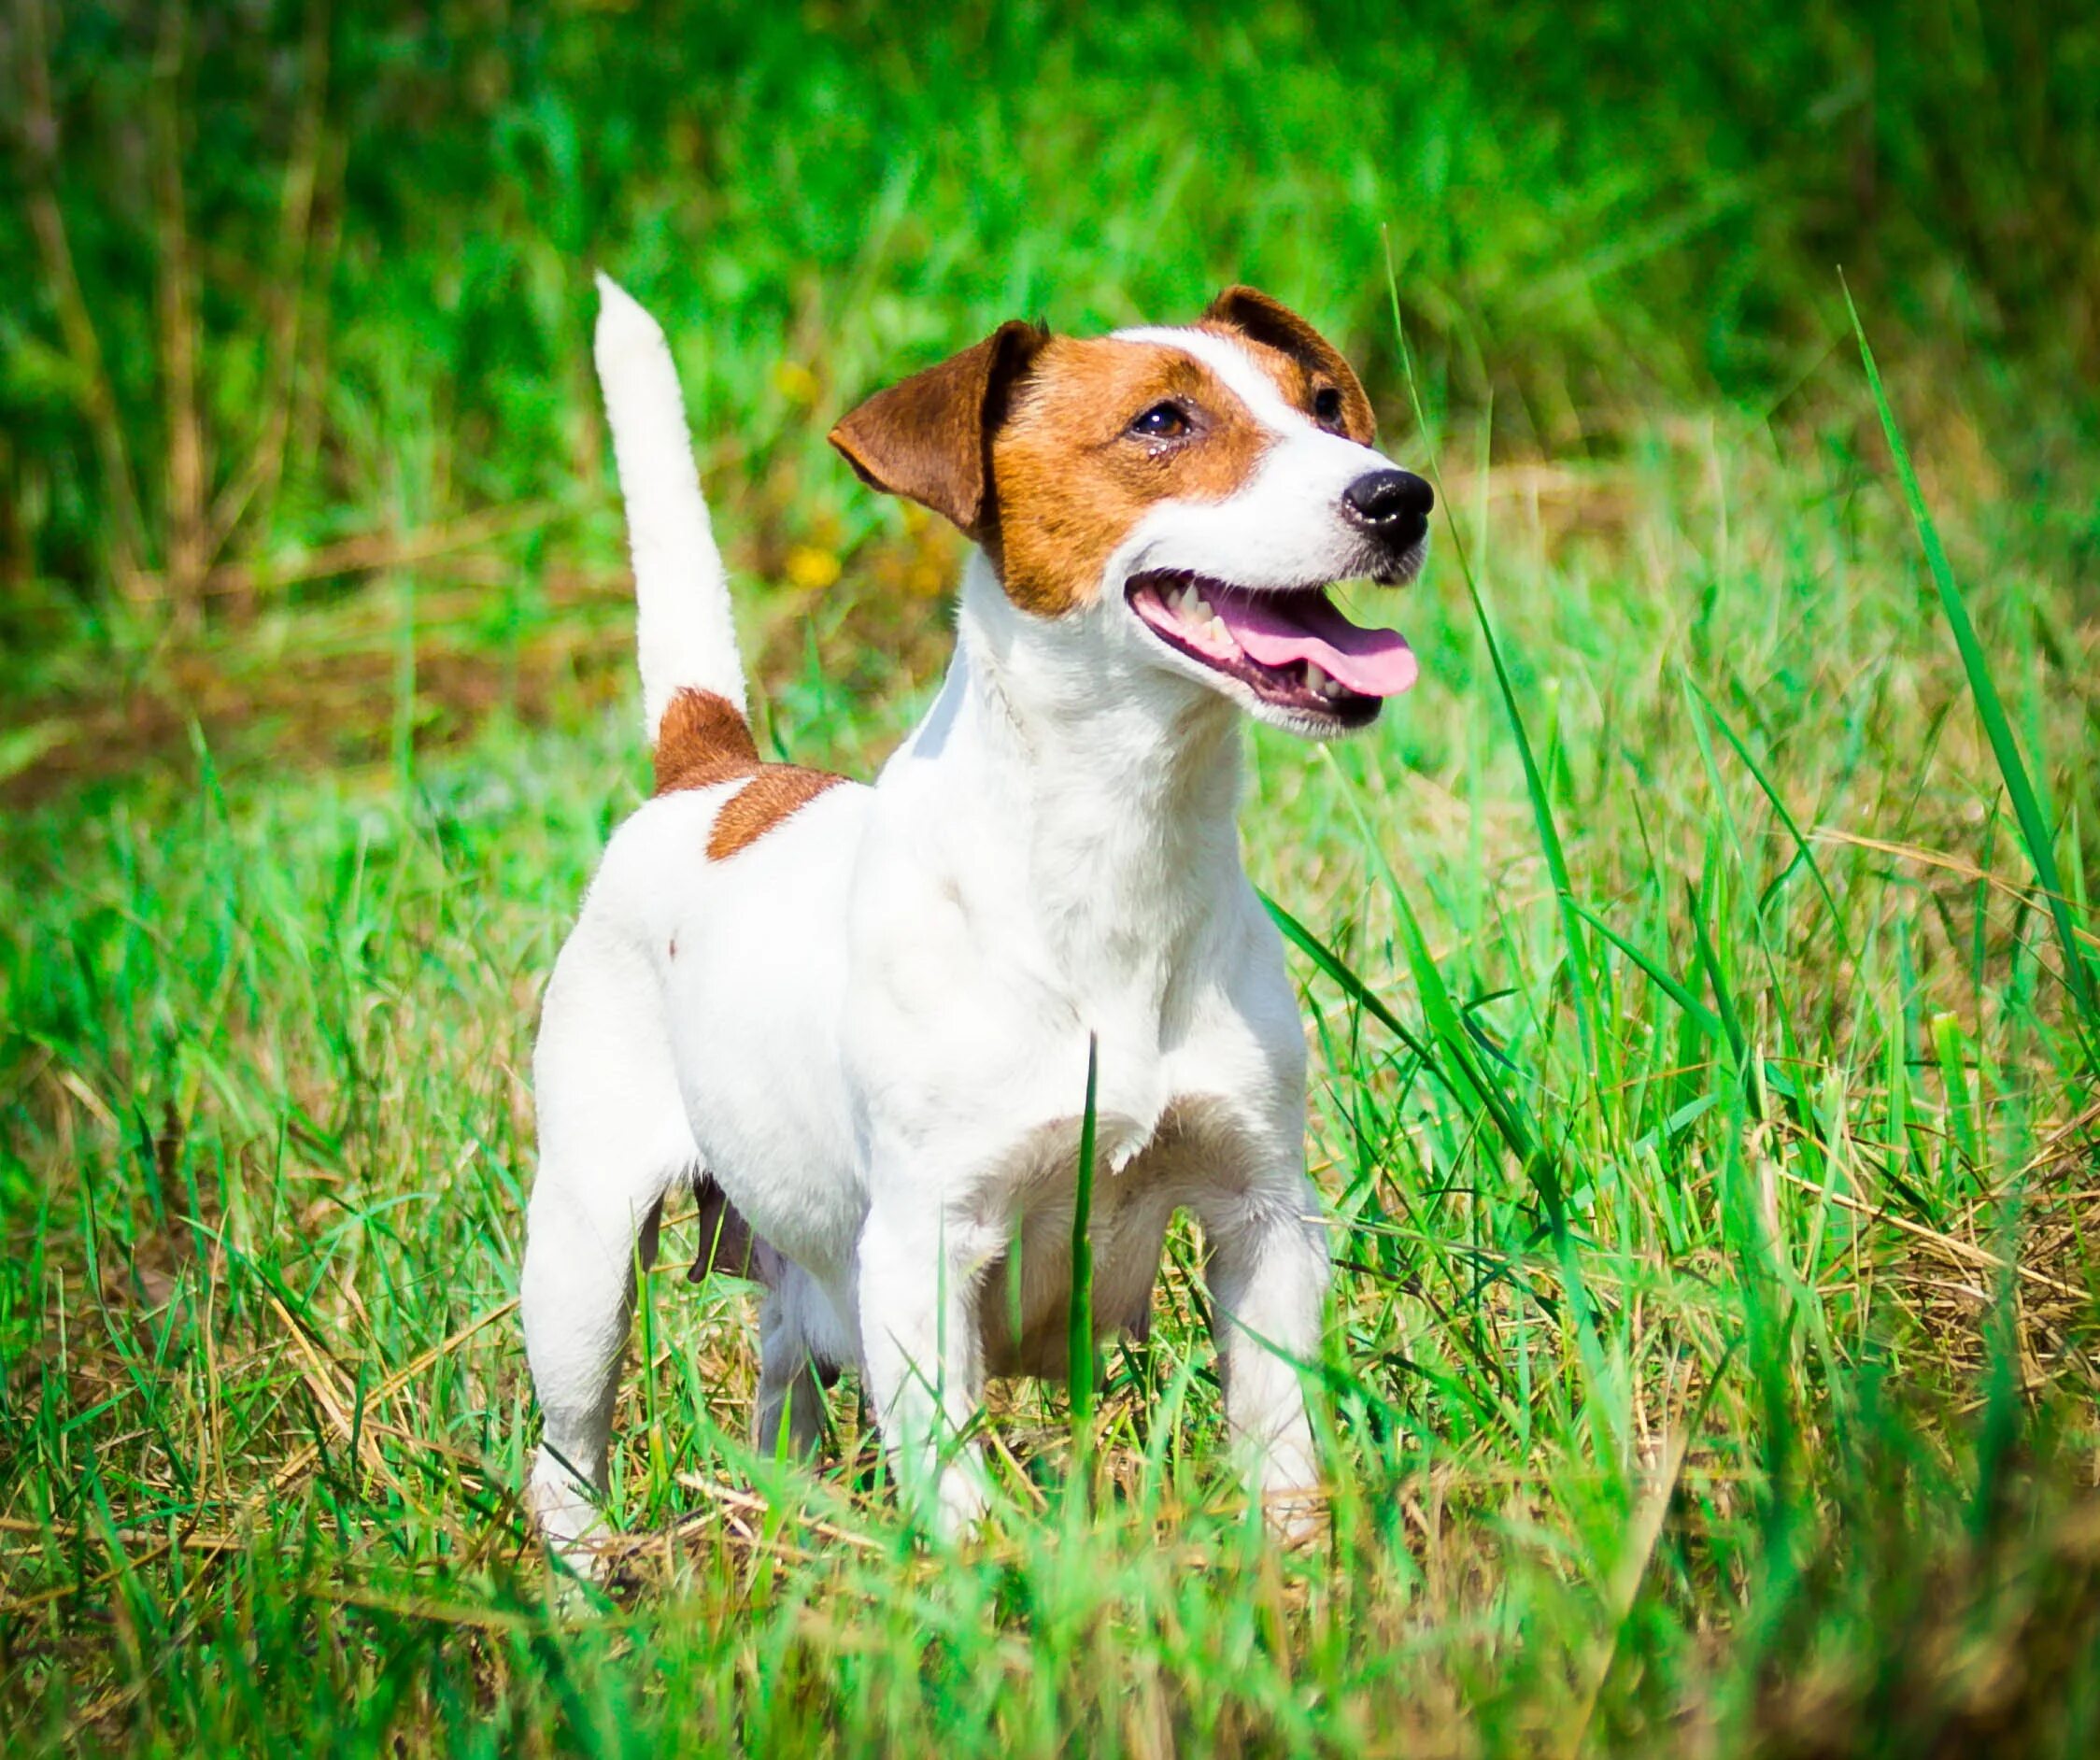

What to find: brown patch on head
left=652, top=684, right=845, bottom=859
left=1200, top=285, right=1376, bottom=446
left=987, top=337, right=1276, bottom=616
left=828, top=319, right=1050, bottom=540
left=828, top=290, right=1376, bottom=620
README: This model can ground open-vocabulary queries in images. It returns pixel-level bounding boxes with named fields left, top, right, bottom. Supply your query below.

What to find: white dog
left=521, top=277, right=1430, bottom=1557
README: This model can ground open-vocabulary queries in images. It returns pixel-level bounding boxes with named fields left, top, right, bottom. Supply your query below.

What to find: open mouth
left=1125, top=571, right=1417, bottom=727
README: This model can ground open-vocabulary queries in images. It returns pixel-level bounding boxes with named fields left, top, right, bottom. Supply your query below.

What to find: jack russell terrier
left=522, top=277, right=1430, bottom=1558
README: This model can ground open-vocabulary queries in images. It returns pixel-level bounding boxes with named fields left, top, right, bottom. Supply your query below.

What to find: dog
left=521, top=277, right=1430, bottom=1559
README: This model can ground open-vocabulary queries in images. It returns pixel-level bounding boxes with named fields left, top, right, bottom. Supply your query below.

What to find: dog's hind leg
left=684, top=1181, right=830, bottom=1459
left=520, top=927, right=694, bottom=1568
left=753, top=1286, right=824, bottom=1459
left=752, top=1263, right=841, bottom=1459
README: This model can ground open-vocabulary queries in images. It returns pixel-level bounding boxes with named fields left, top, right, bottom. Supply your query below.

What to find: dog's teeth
left=1190, top=594, right=1215, bottom=623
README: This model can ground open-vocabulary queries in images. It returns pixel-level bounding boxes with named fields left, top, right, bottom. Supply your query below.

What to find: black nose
left=1341, top=470, right=1434, bottom=545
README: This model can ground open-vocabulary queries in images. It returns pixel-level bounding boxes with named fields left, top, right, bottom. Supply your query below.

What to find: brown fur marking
left=828, top=287, right=1375, bottom=621
left=828, top=319, right=1050, bottom=540
left=990, top=337, right=1276, bottom=617
left=706, top=766, right=844, bottom=860
left=652, top=685, right=844, bottom=859
left=1199, top=285, right=1376, bottom=445
left=653, top=688, right=760, bottom=793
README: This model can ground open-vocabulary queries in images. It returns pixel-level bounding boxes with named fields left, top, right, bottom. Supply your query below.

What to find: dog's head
left=830, top=287, right=1428, bottom=736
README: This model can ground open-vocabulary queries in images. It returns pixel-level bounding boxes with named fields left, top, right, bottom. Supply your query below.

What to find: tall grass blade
left=1687, top=876, right=1751, bottom=1073
left=1843, top=280, right=2098, bottom=1041
left=1068, top=1031, right=1100, bottom=1432
left=1262, top=891, right=1437, bottom=1067
left=1384, top=232, right=1603, bottom=1081
left=1681, top=671, right=1852, bottom=958
left=1568, top=899, right=1727, bottom=1044
left=1319, top=747, right=1565, bottom=1225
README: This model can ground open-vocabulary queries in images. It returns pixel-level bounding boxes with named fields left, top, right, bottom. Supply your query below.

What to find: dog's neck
left=894, top=552, right=1248, bottom=978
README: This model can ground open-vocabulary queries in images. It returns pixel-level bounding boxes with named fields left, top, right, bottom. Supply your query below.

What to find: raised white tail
left=592, top=273, right=747, bottom=732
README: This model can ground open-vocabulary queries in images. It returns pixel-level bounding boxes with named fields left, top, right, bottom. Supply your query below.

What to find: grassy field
left=6, top=3, right=2100, bottom=1754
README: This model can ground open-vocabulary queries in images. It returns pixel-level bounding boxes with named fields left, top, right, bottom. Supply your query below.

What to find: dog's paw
left=1259, top=1482, right=1329, bottom=1548
left=1254, top=1435, right=1327, bottom=1547
left=527, top=1450, right=615, bottom=1581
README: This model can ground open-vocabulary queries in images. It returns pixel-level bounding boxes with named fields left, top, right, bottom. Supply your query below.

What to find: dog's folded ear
left=1202, top=286, right=1376, bottom=446
left=829, top=319, right=1050, bottom=541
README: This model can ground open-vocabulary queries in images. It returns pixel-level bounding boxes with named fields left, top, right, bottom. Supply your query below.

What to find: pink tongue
left=1215, top=589, right=1419, bottom=697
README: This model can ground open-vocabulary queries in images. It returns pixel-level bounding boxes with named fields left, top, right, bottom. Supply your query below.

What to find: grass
left=5, top=390, right=2096, bottom=1753
left=5, top=2, right=2100, bottom=1754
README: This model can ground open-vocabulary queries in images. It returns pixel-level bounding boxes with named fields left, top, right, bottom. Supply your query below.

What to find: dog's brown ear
left=1202, top=286, right=1376, bottom=445
left=829, top=319, right=1049, bottom=540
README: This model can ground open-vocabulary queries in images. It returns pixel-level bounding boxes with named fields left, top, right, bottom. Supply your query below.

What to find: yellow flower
left=785, top=546, right=842, bottom=590
left=772, top=361, right=821, bottom=406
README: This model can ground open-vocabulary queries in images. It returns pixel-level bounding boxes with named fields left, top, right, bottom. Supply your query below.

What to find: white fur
left=521, top=293, right=1428, bottom=1563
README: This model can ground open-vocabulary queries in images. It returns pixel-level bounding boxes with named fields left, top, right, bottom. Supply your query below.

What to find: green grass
left=6, top=3, right=2100, bottom=1754
left=6, top=395, right=2096, bottom=1753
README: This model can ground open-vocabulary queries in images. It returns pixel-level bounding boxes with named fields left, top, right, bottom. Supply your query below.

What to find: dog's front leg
left=1198, top=1174, right=1331, bottom=1535
left=856, top=1195, right=993, bottom=1539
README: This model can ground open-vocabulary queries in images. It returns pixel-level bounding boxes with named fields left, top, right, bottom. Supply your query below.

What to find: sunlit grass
left=4, top=365, right=2094, bottom=1751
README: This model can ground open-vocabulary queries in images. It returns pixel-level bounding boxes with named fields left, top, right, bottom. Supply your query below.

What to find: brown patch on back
left=705, top=765, right=844, bottom=859
left=1200, top=284, right=1377, bottom=445
left=651, top=684, right=845, bottom=859
left=989, top=337, right=1275, bottom=617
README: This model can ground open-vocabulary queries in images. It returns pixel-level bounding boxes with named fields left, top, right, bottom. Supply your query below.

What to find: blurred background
left=4, top=0, right=2096, bottom=798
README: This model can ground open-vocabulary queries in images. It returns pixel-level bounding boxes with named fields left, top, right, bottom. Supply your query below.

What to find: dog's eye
left=1129, top=402, right=1191, bottom=441
left=1312, top=386, right=1345, bottom=429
